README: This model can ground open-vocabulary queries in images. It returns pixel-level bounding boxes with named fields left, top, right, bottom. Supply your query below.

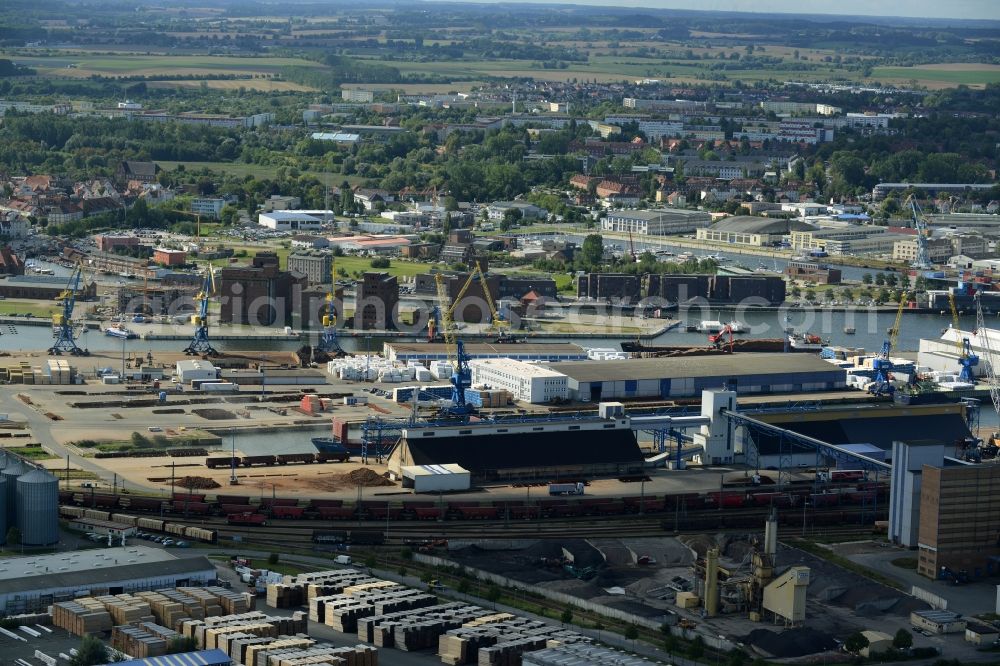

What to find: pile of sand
left=306, top=467, right=394, bottom=491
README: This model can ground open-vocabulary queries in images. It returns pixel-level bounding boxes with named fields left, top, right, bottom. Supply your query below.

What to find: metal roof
left=0, top=551, right=213, bottom=596
left=708, top=216, right=815, bottom=234
left=112, top=649, right=231, bottom=666
left=388, top=342, right=584, bottom=355
left=547, top=354, right=843, bottom=383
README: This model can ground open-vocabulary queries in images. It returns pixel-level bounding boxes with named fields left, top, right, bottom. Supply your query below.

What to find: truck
left=548, top=482, right=585, bottom=496
left=334, top=555, right=352, bottom=565
left=343, top=396, right=368, bottom=406
left=200, top=381, right=239, bottom=393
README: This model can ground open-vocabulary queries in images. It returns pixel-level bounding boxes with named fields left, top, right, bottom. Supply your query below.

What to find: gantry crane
left=906, top=195, right=932, bottom=271
left=171, top=209, right=204, bottom=240
left=869, top=291, right=907, bottom=396
left=183, top=267, right=218, bottom=356
left=949, top=291, right=979, bottom=382
left=316, top=257, right=343, bottom=357
left=49, top=261, right=89, bottom=356
left=976, top=292, right=1000, bottom=417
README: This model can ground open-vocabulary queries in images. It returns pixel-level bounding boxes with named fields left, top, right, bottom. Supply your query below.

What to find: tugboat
left=105, top=324, right=138, bottom=339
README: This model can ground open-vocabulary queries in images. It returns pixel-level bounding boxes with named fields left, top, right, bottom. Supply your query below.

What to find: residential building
left=354, top=189, right=393, bottom=211
left=470, top=358, right=568, bottom=404
left=260, top=195, right=302, bottom=212
left=872, top=182, right=996, bottom=201
left=0, top=213, right=29, bottom=239
left=342, top=89, right=375, bottom=103
left=0, top=247, right=25, bottom=276
left=356, top=272, right=398, bottom=330
left=288, top=251, right=333, bottom=286
left=602, top=208, right=712, bottom=236
left=190, top=198, right=225, bottom=220
left=257, top=211, right=322, bottom=231
left=696, top=217, right=814, bottom=247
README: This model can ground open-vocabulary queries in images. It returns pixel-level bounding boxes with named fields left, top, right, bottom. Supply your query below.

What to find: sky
left=446, top=0, right=1000, bottom=21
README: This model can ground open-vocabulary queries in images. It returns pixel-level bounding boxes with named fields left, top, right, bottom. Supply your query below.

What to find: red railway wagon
left=623, top=497, right=663, bottom=514
left=216, top=495, right=253, bottom=505
left=90, top=494, right=121, bottom=509
left=413, top=507, right=443, bottom=520
left=747, top=492, right=795, bottom=508
left=219, top=503, right=257, bottom=515
left=228, top=512, right=267, bottom=526
left=596, top=501, right=626, bottom=515
left=809, top=492, right=843, bottom=508
left=260, top=498, right=299, bottom=508
left=705, top=492, right=746, bottom=509
left=317, top=506, right=356, bottom=520
left=458, top=506, right=499, bottom=520
left=172, top=501, right=211, bottom=515
left=509, top=505, right=541, bottom=519
left=366, top=506, right=403, bottom=520
left=121, top=496, right=165, bottom=512
left=545, top=503, right=583, bottom=518
left=309, top=499, right=344, bottom=509
left=845, top=490, right=876, bottom=504
left=59, top=491, right=74, bottom=504
left=173, top=493, right=206, bottom=503
left=270, top=505, right=306, bottom=519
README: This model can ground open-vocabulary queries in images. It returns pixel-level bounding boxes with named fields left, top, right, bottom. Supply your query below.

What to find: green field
left=872, top=66, right=1000, bottom=87
left=0, top=301, right=60, bottom=317
left=210, top=246, right=438, bottom=280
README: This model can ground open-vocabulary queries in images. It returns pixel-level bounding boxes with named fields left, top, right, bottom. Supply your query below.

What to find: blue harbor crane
left=908, top=195, right=933, bottom=272
left=869, top=292, right=907, bottom=396
left=949, top=291, right=979, bottom=383
left=183, top=267, right=218, bottom=356
left=316, top=258, right=343, bottom=357
left=49, top=262, right=89, bottom=356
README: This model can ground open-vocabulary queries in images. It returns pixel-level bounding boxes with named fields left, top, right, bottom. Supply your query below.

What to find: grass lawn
left=873, top=66, right=1000, bottom=87
left=3, top=445, right=56, bottom=460
left=19, top=53, right=325, bottom=78
left=210, top=246, right=439, bottom=280
left=0, top=301, right=61, bottom=317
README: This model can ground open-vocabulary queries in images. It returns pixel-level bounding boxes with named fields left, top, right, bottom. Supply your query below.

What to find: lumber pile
left=311, top=587, right=437, bottom=633
left=52, top=599, right=113, bottom=636
left=437, top=619, right=587, bottom=666
left=110, top=622, right=178, bottom=658
left=265, top=644, right=378, bottom=666
left=267, top=569, right=382, bottom=609
left=357, top=603, right=500, bottom=652
left=519, top=644, right=657, bottom=666
left=180, top=611, right=308, bottom=649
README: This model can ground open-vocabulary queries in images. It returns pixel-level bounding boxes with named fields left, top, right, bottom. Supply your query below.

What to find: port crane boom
left=976, top=292, right=1000, bottom=417
left=49, top=261, right=89, bottom=356
left=869, top=292, right=907, bottom=396
left=907, top=196, right=932, bottom=271
left=316, top=257, right=343, bottom=356
left=183, top=267, right=218, bottom=356
left=434, top=273, right=474, bottom=416
left=949, top=291, right=979, bottom=383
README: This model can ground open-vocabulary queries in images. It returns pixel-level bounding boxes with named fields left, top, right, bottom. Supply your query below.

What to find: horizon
left=428, top=0, right=1000, bottom=22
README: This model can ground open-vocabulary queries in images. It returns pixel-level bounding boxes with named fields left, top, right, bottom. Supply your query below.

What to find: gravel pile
left=177, top=475, right=221, bottom=489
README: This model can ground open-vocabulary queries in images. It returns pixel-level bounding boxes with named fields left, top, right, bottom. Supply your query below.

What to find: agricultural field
left=872, top=63, right=1000, bottom=89
left=12, top=53, right=324, bottom=79
left=146, top=79, right=317, bottom=92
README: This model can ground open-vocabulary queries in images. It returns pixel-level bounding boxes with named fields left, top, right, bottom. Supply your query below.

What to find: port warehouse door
left=659, top=378, right=670, bottom=398
left=590, top=382, right=602, bottom=402
left=625, top=379, right=637, bottom=397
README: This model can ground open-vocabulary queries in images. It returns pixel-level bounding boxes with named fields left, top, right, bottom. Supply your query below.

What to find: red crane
left=708, top=325, right=735, bottom=353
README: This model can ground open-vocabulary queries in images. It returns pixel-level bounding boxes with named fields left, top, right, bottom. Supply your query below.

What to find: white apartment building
left=469, top=358, right=568, bottom=404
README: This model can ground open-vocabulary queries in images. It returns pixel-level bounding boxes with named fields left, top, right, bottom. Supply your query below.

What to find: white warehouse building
left=470, top=358, right=568, bottom=404
left=258, top=211, right=323, bottom=231
left=175, top=359, right=218, bottom=384
left=601, top=208, right=711, bottom=236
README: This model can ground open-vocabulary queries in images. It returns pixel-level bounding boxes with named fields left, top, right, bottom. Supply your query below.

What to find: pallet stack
left=267, top=569, right=382, bottom=609
left=178, top=586, right=254, bottom=615
left=313, top=588, right=437, bottom=633
left=52, top=599, right=113, bottom=636
left=95, top=594, right=155, bottom=626
left=266, top=644, right=378, bottom=666
left=180, top=611, right=308, bottom=649
left=135, top=589, right=209, bottom=627
left=520, top=643, right=656, bottom=666
left=266, top=583, right=304, bottom=609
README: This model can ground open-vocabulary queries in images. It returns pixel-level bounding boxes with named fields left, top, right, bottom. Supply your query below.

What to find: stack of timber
left=357, top=603, right=503, bottom=652
left=52, top=599, right=113, bottom=636
left=437, top=619, right=587, bottom=666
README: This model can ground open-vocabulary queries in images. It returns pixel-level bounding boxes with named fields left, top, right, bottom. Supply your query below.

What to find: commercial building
left=602, top=208, right=712, bottom=236
left=892, top=236, right=953, bottom=264
left=288, top=251, right=332, bottom=286
left=217, top=252, right=307, bottom=326
left=356, top=272, right=398, bottom=330
left=0, top=546, right=215, bottom=614
left=389, top=417, right=643, bottom=481
left=399, top=464, right=470, bottom=493
left=470, top=358, right=569, bottom=404
left=0, top=275, right=97, bottom=300
left=118, top=284, right=198, bottom=317
left=784, top=260, right=842, bottom=285
left=152, top=248, right=186, bottom=266
left=790, top=227, right=910, bottom=256
left=96, top=234, right=140, bottom=252
left=577, top=272, right=785, bottom=305
left=190, top=198, right=225, bottom=220
left=547, top=354, right=846, bottom=402
left=257, top=211, right=323, bottom=231
left=342, top=88, right=375, bottom=103
left=175, top=360, right=218, bottom=383
left=384, top=342, right=587, bottom=364
left=917, top=462, right=1000, bottom=579
left=911, top=610, right=967, bottom=635
left=576, top=273, right=642, bottom=300
left=486, top=201, right=547, bottom=222
left=696, top=216, right=814, bottom=247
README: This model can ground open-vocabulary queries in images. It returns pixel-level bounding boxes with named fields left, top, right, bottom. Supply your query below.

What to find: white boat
left=105, top=324, right=138, bottom=339
left=788, top=332, right=826, bottom=351
left=697, top=320, right=746, bottom=334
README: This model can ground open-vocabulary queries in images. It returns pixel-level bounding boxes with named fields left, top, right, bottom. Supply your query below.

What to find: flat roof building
left=258, top=211, right=322, bottom=231
left=602, top=208, right=711, bottom=236
left=697, top=216, right=815, bottom=247
left=385, top=342, right=587, bottom=364
left=0, top=546, right=215, bottom=614
left=470, top=358, right=569, bottom=404
left=546, top=353, right=846, bottom=402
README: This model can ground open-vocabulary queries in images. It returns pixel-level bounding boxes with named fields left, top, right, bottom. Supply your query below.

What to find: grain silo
left=16, top=468, right=59, bottom=546
left=2, top=458, right=26, bottom=525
